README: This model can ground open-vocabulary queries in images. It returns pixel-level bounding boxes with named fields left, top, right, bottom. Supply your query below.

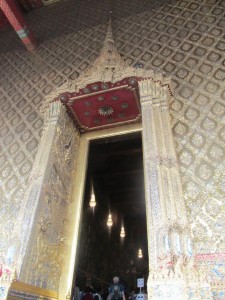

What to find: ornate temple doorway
left=75, top=132, right=149, bottom=295
left=9, top=16, right=210, bottom=300
left=65, top=124, right=142, bottom=298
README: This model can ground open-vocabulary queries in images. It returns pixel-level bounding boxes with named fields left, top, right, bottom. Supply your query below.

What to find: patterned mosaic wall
left=0, top=0, right=224, bottom=286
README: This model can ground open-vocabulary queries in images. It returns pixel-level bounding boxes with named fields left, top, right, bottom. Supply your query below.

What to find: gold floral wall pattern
left=0, top=0, right=224, bottom=297
left=171, top=95, right=225, bottom=253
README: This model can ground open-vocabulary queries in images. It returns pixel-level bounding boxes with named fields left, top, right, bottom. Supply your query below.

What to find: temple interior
left=0, top=0, right=224, bottom=299
left=77, top=133, right=148, bottom=289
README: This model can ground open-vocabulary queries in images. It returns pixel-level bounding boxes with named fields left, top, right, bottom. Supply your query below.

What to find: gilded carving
left=0, top=2, right=224, bottom=299
left=0, top=11, right=221, bottom=299
left=139, top=78, right=214, bottom=299
left=20, top=102, right=80, bottom=292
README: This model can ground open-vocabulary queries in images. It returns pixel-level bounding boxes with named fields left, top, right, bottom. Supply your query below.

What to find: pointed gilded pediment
left=43, top=17, right=173, bottom=133
left=81, top=16, right=126, bottom=80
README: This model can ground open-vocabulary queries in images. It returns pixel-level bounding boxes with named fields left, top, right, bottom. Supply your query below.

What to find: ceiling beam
left=0, top=0, right=37, bottom=51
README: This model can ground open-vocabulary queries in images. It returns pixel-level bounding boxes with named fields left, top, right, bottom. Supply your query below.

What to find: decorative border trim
left=8, top=281, right=58, bottom=299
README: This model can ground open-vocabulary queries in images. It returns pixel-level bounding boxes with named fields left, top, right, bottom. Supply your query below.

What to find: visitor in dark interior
left=108, top=277, right=126, bottom=300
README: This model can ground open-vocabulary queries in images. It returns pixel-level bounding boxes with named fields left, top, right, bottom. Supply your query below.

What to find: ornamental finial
left=80, top=10, right=126, bottom=82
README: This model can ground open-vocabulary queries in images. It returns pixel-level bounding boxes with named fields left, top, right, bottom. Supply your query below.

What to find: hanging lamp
left=120, top=225, right=125, bottom=238
left=138, top=248, right=143, bottom=258
left=107, top=213, right=113, bottom=227
left=89, top=183, right=96, bottom=208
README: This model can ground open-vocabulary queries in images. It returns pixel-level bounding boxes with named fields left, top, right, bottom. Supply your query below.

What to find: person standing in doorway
left=108, top=277, right=125, bottom=300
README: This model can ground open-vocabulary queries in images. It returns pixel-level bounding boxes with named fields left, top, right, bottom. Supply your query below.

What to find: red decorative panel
left=60, top=77, right=142, bottom=132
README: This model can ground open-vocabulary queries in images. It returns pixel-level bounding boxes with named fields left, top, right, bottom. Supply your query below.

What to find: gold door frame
left=16, top=77, right=201, bottom=300
left=59, top=123, right=142, bottom=299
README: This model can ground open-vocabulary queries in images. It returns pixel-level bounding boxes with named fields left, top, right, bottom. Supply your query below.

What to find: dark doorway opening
left=75, top=132, right=148, bottom=297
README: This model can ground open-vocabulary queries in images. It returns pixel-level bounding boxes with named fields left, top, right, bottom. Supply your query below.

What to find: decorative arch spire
left=81, top=12, right=126, bottom=82
left=94, top=13, right=125, bottom=69
left=44, top=11, right=173, bottom=107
